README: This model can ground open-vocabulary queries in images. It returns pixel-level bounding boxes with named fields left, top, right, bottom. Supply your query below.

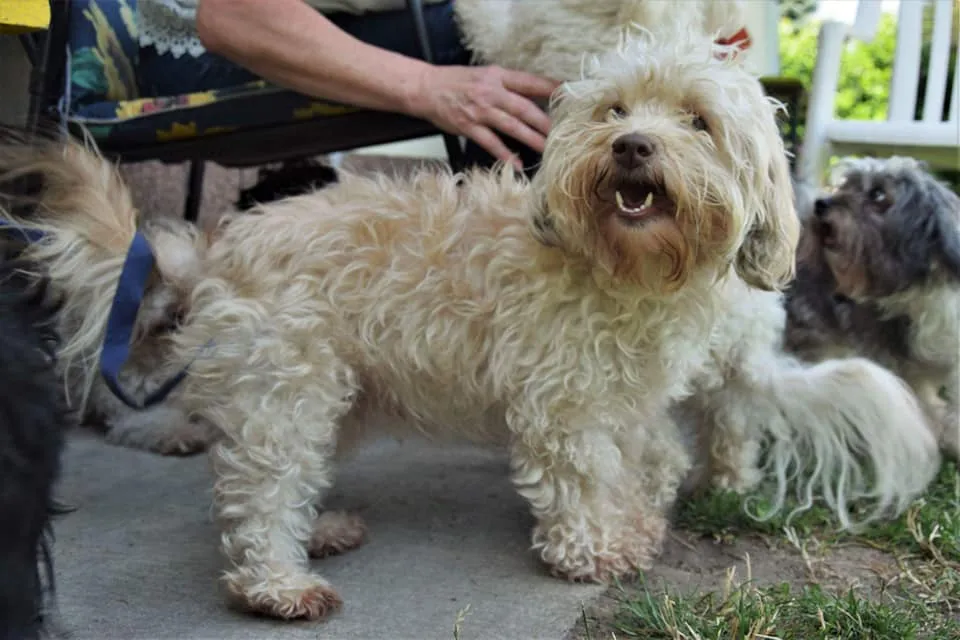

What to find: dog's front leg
left=940, top=369, right=959, bottom=459
left=690, top=375, right=766, bottom=493
left=507, top=405, right=683, bottom=583
left=907, top=370, right=958, bottom=460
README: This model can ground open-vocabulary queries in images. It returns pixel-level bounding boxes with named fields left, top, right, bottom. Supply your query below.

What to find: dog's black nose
left=612, top=133, right=655, bottom=169
left=814, top=197, right=830, bottom=217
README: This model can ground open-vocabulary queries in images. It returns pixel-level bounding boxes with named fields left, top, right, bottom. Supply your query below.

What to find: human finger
left=486, top=107, right=548, bottom=154
left=499, top=68, right=562, bottom=98
left=466, top=125, right=523, bottom=170
left=497, top=91, right=553, bottom=138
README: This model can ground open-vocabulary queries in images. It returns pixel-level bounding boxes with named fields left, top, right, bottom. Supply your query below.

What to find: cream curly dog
left=455, top=0, right=748, bottom=82
left=0, top=31, right=939, bottom=621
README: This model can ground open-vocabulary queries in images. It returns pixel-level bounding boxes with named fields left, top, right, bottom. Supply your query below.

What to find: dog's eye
left=868, top=187, right=888, bottom=205
left=690, top=114, right=709, bottom=132
left=608, top=104, right=628, bottom=119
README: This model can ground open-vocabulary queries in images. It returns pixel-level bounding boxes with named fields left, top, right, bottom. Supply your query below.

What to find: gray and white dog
left=785, top=156, right=960, bottom=458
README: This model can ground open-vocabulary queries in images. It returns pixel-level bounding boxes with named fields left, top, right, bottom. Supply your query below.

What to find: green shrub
left=778, top=12, right=897, bottom=137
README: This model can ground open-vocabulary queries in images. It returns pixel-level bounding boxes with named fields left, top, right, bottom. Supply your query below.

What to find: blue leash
left=1, top=220, right=188, bottom=409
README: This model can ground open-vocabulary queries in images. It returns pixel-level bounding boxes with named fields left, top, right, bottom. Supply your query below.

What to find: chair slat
left=851, top=0, right=883, bottom=41
left=950, top=38, right=960, bottom=123
left=888, top=0, right=926, bottom=121
left=922, top=0, right=954, bottom=122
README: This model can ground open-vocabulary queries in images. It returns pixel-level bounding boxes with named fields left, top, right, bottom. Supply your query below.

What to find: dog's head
left=807, top=156, right=960, bottom=300
left=530, top=30, right=798, bottom=294
left=133, top=218, right=206, bottom=345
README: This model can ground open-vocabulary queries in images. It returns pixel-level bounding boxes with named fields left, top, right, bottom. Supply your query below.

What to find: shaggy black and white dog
left=785, top=156, right=960, bottom=459
left=0, top=251, right=70, bottom=640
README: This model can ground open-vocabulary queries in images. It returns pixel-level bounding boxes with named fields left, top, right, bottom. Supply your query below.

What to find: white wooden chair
left=798, top=0, right=960, bottom=184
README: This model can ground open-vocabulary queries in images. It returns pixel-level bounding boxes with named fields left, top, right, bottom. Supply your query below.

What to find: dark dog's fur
left=0, top=254, right=69, bottom=640
left=236, top=160, right=339, bottom=211
left=785, top=157, right=960, bottom=457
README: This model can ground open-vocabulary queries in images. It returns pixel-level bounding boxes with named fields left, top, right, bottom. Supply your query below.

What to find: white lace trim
left=138, top=0, right=204, bottom=59
left=137, top=0, right=450, bottom=59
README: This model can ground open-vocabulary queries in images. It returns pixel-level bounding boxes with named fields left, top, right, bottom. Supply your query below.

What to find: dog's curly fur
left=0, top=33, right=940, bottom=622
left=0, top=254, right=69, bottom=640
left=455, top=0, right=747, bottom=82
left=786, top=156, right=960, bottom=458
left=0, top=131, right=220, bottom=457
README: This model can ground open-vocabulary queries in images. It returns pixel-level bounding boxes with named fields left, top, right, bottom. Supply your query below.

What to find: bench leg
left=184, top=161, right=205, bottom=223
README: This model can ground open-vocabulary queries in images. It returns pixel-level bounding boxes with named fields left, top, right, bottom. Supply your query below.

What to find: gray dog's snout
left=814, top=197, right=831, bottom=217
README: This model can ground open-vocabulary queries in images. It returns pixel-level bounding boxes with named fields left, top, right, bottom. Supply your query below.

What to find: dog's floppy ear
left=933, top=187, right=960, bottom=281
left=734, top=149, right=801, bottom=292
left=891, top=173, right=960, bottom=283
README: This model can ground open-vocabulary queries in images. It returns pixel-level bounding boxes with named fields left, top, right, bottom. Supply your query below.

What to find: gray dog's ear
left=933, top=188, right=960, bottom=281
left=891, top=175, right=960, bottom=283
left=735, top=152, right=801, bottom=292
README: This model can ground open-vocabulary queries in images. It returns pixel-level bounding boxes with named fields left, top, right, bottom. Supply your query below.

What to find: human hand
left=406, top=64, right=561, bottom=169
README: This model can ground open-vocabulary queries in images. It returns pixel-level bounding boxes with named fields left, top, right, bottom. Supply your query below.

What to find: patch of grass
left=677, top=462, right=960, bottom=563
left=585, top=463, right=960, bottom=640
left=858, top=464, right=960, bottom=560
left=607, top=559, right=960, bottom=640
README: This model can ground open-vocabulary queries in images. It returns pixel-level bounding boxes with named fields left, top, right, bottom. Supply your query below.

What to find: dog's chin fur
left=787, top=156, right=960, bottom=458
left=0, top=34, right=940, bottom=623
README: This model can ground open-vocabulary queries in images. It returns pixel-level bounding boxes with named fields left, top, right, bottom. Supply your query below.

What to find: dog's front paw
left=224, top=568, right=342, bottom=620
left=711, top=464, right=763, bottom=494
left=534, top=513, right=666, bottom=584
left=104, top=409, right=221, bottom=456
left=139, top=419, right=220, bottom=456
left=308, top=510, right=367, bottom=558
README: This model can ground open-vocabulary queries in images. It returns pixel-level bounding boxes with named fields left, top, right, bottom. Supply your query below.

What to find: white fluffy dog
left=0, top=32, right=939, bottom=621
left=455, top=0, right=748, bottom=81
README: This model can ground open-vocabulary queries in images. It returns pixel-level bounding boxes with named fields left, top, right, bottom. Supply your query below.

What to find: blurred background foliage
left=776, top=0, right=959, bottom=187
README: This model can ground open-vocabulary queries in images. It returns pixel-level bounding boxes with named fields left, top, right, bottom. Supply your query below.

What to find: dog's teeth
left=615, top=190, right=643, bottom=214
left=615, top=190, right=638, bottom=213
left=642, top=192, right=654, bottom=209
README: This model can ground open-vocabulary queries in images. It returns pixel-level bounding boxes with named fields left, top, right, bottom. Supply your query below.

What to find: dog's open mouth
left=612, top=181, right=672, bottom=222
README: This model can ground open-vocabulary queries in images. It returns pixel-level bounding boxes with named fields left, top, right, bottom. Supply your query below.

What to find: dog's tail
left=756, top=355, right=941, bottom=530
left=0, top=129, right=141, bottom=409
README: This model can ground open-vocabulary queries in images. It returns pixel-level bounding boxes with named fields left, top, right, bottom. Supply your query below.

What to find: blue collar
left=1, top=220, right=187, bottom=409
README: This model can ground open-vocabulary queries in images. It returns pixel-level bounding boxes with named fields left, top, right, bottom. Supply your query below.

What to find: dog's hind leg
left=203, top=355, right=357, bottom=621
left=933, top=369, right=959, bottom=459
left=307, top=510, right=367, bottom=558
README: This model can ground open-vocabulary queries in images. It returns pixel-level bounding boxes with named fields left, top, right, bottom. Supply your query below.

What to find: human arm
left=196, top=0, right=560, bottom=167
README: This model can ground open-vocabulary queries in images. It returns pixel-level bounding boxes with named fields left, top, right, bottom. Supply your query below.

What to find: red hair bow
left=715, top=27, right=751, bottom=60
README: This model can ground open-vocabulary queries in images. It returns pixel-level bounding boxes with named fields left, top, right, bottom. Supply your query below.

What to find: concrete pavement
left=52, top=431, right=603, bottom=640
